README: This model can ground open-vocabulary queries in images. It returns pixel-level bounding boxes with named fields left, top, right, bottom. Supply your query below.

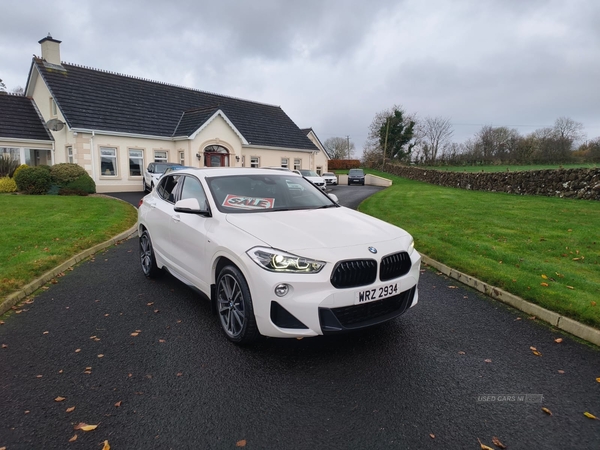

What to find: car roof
left=164, top=167, right=302, bottom=178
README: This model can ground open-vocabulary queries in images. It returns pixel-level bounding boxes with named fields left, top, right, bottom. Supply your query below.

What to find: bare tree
left=324, top=136, right=355, bottom=159
left=12, top=86, right=24, bottom=95
left=0, top=79, right=6, bottom=92
left=417, top=116, right=453, bottom=163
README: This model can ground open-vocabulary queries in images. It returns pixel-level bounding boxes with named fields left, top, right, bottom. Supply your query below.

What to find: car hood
left=225, top=207, right=409, bottom=252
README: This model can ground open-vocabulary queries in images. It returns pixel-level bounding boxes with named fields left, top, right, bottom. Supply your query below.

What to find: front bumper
left=244, top=249, right=421, bottom=338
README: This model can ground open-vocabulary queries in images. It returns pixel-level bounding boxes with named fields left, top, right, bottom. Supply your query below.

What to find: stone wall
left=377, top=165, right=600, bottom=201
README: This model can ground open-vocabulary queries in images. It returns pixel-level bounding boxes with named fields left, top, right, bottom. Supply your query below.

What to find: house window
left=281, top=158, right=289, bottom=169
left=154, top=151, right=168, bottom=162
left=179, top=151, right=185, bottom=165
left=241, top=156, right=246, bottom=167
left=129, top=149, right=144, bottom=176
left=66, top=146, right=74, bottom=163
left=100, top=147, right=117, bottom=176
left=1, top=147, right=20, bottom=161
left=50, top=98, right=58, bottom=117
left=294, top=159, right=301, bottom=170
left=250, top=156, right=260, bottom=168
left=316, top=166, right=323, bottom=176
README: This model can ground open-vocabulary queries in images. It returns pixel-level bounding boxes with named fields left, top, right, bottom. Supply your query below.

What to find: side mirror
left=328, top=193, right=339, bottom=203
left=174, top=198, right=211, bottom=217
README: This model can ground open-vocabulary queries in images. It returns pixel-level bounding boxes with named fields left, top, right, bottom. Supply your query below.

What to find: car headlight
left=408, top=238, right=415, bottom=255
left=247, top=247, right=325, bottom=273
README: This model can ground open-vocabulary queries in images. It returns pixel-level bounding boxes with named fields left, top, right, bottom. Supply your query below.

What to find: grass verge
left=359, top=169, right=600, bottom=328
left=0, top=194, right=137, bottom=299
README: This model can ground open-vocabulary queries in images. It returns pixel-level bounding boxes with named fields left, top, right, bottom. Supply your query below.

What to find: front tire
left=139, top=230, right=161, bottom=278
left=216, top=265, right=260, bottom=344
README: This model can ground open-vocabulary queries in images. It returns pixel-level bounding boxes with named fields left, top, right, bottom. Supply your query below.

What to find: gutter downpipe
left=90, top=131, right=96, bottom=181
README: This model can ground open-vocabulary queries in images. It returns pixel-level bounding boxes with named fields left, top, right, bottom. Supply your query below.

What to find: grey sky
left=2, top=0, right=599, bottom=156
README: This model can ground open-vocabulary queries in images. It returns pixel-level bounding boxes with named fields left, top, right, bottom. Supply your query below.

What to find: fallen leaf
left=55, top=396, right=66, bottom=402
left=68, top=434, right=78, bottom=442
left=147, top=302, right=154, bottom=306
left=43, top=331, right=49, bottom=335
left=541, top=274, right=548, bottom=279
left=36, top=375, right=43, bottom=378
left=135, top=329, right=141, bottom=333
left=98, top=354, right=104, bottom=358
left=541, top=282, right=549, bottom=287
left=159, top=339, right=166, bottom=343
left=554, top=338, right=563, bottom=343
left=115, top=400, right=122, bottom=407
left=74, top=422, right=98, bottom=431
left=458, top=351, right=465, bottom=355
left=66, top=406, right=75, bottom=413
left=558, top=370, right=565, bottom=374
left=596, top=378, right=600, bottom=383
left=530, top=346, right=537, bottom=351
left=236, top=440, right=247, bottom=447
left=492, top=436, right=506, bottom=449
left=591, top=301, right=597, bottom=306
left=1, top=344, right=7, bottom=349
left=584, top=412, right=598, bottom=420
left=567, top=286, right=575, bottom=290
left=532, top=350, right=542, bottom=356
left=528, top=316, right=536, bottom=320
left=542, top=407, right=553, bottom=415
left=130, top=332, right=139, bottom=337
left=102, top=440, right=110, bottom=450
left=477, top=438, right=494, bottom=450
left=429, top=433, right=435, bottom=439
left=75, top=348, right=81, bottom=353
left=448, top=285, right=458, bottom=289
left=484, top=359, right=492, bottom=363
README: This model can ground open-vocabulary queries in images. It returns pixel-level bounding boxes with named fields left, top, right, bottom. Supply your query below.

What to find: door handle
left=172, top=215, right=181, bottom=223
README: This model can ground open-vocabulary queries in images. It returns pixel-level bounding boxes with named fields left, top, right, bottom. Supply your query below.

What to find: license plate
left=355, top=283, right=399, bottom=304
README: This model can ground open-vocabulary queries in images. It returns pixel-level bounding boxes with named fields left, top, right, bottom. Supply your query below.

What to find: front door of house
left=204, top=145, right=230, bottom=167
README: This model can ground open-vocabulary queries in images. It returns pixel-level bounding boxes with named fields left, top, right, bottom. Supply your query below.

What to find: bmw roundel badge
left=368, top=247, right=377, bottom=254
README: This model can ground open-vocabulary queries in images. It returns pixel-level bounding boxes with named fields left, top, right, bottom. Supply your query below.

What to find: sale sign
left=223, top=194, right=275, bottom=210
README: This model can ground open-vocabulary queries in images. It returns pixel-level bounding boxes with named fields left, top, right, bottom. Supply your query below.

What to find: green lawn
left=418, top=163, right=598, bottom=173
left=0, top=195, right=137, bottom=299
left=360, top=169, right=600, bottom=328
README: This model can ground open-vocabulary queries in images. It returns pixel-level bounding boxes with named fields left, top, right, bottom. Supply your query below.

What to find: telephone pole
left=346, top=135, right=350, bottom=159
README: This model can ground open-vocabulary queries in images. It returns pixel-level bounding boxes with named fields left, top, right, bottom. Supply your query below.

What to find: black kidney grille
left=380, top=252, right=411, bottom=281
left=330, top=259, right=377, bottom=289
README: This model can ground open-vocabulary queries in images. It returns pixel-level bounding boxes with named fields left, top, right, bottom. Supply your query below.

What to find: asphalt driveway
left=1, top=186, right=599, bottom=449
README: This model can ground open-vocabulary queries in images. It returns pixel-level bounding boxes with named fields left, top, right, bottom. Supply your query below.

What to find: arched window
left=204, top=145, right=230, bottom=167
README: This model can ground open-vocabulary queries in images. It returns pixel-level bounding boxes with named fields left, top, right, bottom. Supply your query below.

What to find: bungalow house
left=1, top=35, right=329, bottom=192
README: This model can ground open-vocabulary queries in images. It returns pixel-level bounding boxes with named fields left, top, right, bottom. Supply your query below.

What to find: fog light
left=274, top=284, right=290, bottom=297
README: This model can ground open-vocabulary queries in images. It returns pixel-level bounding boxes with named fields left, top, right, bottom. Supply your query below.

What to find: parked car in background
left=348, top=168, right=365, bottom=186
left=144, top=163, right=183, bottom=192
left=321, top=172, right=338, bottom=185
left=137, top=168, right=421, bottom=344
left=299, top=169, right=327, bottom=190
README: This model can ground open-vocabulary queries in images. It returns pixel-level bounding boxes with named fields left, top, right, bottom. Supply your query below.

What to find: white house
left=0, top=35, right=329, bottom=193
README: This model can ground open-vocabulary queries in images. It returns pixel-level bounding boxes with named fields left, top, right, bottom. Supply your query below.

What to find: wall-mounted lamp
left=235, top=155, right=240, bottom=162
left=196, top=153, right=202, bottom=160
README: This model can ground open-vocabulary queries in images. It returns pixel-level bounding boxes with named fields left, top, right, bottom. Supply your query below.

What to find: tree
left=324, top=137, right=355, bottom=159
left=12, top=86, right=24, bottom=95
left=365, top=105, right=417, bottom=164
left=416, top=116, right=453, bottom=163
left=380, top=109, right=415, bottom=161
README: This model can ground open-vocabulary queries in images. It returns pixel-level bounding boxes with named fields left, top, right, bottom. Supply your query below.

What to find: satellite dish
left=46, top=118, right=65, bottom=132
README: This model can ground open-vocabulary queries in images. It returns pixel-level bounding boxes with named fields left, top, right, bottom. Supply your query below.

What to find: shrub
left=63, top=172, right=96, bottom=195
left=50, top=163, right=88, bottom=186
left=13, top=164, right=28, bottom=179
left=0, top=177, right=17, bottom=193
left=14, top=166, right=52, bottom=195
left=0, top=155, right=20, bottom=178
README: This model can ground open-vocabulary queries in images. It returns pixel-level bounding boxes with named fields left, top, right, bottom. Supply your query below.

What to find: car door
left=167, top=175, right=211, bottom=292
left=145, top=174, right=182, bottom=264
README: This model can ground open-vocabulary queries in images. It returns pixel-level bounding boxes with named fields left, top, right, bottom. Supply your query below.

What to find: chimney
left=38, top=34, right=62, bottom=65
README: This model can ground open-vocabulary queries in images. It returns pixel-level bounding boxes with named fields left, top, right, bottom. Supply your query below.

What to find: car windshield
left=323, top=172, right=334, bottom=176
left=154, top=163, right=182, bottom=173
left=349, top=169, right=364, bottom=176
left=207, top=174, right=337, bottom=213
left=299, top=170, right=320, bottom=177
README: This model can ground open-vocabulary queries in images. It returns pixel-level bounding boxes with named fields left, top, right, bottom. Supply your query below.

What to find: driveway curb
left=0, top=225, right=138, bottom=317
left=421, top=255, right=600, bottom=347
